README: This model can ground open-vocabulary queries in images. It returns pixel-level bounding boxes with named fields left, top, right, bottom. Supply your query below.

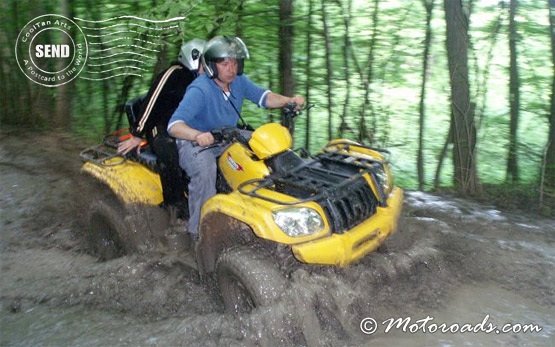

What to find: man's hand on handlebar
left=289, top=96, right=305, bottom=110
left=195, top=132, right=215, bottom=147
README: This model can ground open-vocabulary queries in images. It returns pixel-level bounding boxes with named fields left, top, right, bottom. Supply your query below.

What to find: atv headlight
left=272, top=207, right=324, bottom=237
left=375, top=164, right=393, bottom=195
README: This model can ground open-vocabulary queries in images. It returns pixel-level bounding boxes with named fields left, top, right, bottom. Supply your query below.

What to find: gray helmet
left=178, top=38, right=206, bottom=72
left=201, top=36, right=250, bottom=79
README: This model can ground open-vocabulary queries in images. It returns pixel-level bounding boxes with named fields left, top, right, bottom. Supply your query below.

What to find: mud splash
left=1, top=133, right=554, bottom=346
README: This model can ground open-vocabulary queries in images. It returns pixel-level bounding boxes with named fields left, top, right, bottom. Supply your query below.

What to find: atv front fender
left=200, top=191, right=331, bottom=245
left=199, top=187, right=403, bottom=268
left=291, top=187, right=403, bottom=266
left=81, top=157, right=163, bottom=205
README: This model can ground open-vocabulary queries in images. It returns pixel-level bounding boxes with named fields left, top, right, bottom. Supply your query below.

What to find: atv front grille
left=239, top=150, right=384, bottom=233
left=271, top=170, right=378, bottom=233
left=265, top=155, right=379, bottom=233
left=319, top=177, right=378, bottom=233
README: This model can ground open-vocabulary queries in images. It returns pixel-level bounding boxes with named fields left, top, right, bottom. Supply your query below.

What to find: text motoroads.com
left=359, top=314, right=543, bottom=335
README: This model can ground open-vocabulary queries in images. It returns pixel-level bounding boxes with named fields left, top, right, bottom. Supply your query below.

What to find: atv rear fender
left=81, top=157, right=163, bottom=205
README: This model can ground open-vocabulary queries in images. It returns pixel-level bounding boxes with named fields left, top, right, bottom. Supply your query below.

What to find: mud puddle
left=365, top=283, right=554, bottom=347
left=1, top=133, right=554, bottom=346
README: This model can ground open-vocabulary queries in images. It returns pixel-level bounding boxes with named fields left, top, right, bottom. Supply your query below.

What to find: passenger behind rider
left=117, top=39, right=206, bottom=217
left=167, top=35, right=305, bottom=239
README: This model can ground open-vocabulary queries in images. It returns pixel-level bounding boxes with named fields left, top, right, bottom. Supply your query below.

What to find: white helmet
left=178, top=38, right=206, bottom=72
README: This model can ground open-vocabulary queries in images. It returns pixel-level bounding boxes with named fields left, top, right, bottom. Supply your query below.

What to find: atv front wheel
left=88, top=198, right=128, bottom=261
left=216, top=246, right=286, bottom=314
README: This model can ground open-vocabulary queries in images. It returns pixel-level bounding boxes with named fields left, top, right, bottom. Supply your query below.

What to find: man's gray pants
left=176, top=140, right=225, bottom=236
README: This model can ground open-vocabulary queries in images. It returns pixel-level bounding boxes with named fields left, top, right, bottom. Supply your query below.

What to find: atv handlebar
left=283, top=102, right=300, bottom=117
left=193, top=103, right=313, bottom=148
left=192, top=127, right=249, bottom=151
left=210, top=127, right=249, bottom=145
left=282, top=102, right=312, bottom=118
left=281, top=102, right=313, bottom=134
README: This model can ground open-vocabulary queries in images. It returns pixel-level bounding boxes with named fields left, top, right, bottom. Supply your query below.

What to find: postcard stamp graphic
left=15, top=14, right=88, bottom=87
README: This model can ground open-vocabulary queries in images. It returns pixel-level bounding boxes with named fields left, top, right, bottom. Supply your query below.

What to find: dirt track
left=1, top=133, right=554, bottom=346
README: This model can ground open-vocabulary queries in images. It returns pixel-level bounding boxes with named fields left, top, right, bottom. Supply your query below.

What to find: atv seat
left=124, top=94, right=146, bottom=128
left=122, top=94, right=158, bottom=171
left=132, top=148, right=159, bottom=173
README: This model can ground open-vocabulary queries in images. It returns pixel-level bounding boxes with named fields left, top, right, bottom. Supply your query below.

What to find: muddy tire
left=216, top=245, right=285, bottom=314
left=88, top=198, right=128, bottom=261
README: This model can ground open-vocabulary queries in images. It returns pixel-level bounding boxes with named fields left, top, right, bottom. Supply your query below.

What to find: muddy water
left=367, top=284, right=554, bottom=347
left=2, top=281, right=553, bottom=346
left=1, top=134, right=554, bottom=346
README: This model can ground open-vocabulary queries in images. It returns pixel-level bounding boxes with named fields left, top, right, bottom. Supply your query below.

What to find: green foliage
left=1, top=0, right=552, bottom=196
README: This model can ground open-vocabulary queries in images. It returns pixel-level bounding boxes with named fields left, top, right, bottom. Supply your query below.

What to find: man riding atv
left=80, top=37, right=403, bottom=314
left=167, top=35, right=305, bottom=240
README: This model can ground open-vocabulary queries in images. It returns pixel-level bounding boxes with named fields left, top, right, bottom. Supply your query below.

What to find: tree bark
left=546, top=0, right=555, bottom=187
left=304, top=0, right=314, bottom=150
left=434, top=125, right=452, bottom=189
left=279, top=0, right=294, bottom=96
left=358, top=0, right=379, bottom=144
left=321, top=1, right=333, bottom=141
left=418, top=0, right=435, bottom=190
left=279, top=0, right=295, bottom=135
left=444, top=0, right=480, bottom=194
left=235, top=0, right=245, bottom=38
left=339, top=0, right=353, bottom=138
left=53, top=0, right=73, bottom=130
left=507, top=0, right=520, bottom=182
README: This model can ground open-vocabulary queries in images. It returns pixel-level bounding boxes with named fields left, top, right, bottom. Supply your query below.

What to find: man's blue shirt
left=168, top=74, right=270, bottom=132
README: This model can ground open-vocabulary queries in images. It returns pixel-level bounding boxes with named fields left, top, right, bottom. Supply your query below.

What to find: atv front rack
left=238, top=150, right=388, bottom=233
left=324, top=140, right=391, bottom=156
left=80, top=144, right=125, bottom=166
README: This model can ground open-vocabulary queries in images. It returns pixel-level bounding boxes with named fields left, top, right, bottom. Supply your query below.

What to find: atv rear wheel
left=216, top=245, right=286, bottom=314
left=88, top=198, right=128, bottom=261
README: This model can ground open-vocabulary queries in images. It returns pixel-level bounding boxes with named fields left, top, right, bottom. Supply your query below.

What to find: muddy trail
left=1, top=133, right=554, bottom=346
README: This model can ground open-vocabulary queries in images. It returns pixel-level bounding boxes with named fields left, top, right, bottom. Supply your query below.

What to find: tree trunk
left=279, top=0, right=294, bottom=96
left=279, top=0, right=295, bottom=135
left=85, top=0, right=113, bottom=133
left=321, top=1, right=333, bottom=141
left=53, top=0, right=73, bottom=130
left=339, top=0, right=353, bottom=138
left=235, top=0, right=245, bottom=38
left=546, top=0, right=555, bottom=187
left=418, top=0, right=435, bottom=191
left=444, top=0, right=480, bottom=194
left=267, top=65, right=275, bottom=123
left=507, top=0, right=520, bottom=182
left=304, top=0, right=314, bottom=150
left=1, top=1, right=18, bottom=125
left=434, top=125, right=452, bottom=189
left=10, top=1, right=50, bottom=128
left=358, top=0, right=379, bottom=144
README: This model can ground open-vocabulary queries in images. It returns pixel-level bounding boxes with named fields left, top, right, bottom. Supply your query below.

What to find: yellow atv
left=80, top=103, right=403, bottom=313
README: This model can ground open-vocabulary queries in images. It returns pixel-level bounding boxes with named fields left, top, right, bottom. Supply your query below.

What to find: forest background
left=1, top=0, right=554, bottom=214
